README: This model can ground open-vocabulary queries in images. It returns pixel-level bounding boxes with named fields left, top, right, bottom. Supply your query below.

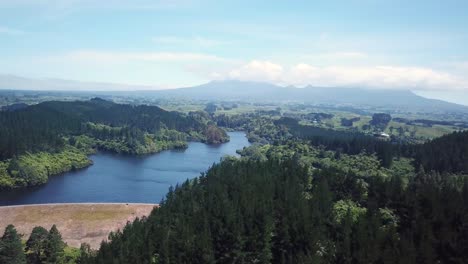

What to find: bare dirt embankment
left=0, top=203, right=157, bottom=249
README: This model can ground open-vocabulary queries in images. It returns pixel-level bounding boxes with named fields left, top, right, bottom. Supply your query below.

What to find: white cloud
left=0, top=26, right=25, bottom=35
left=227, top=60, right=283, bottom=82
left=215, top=60, right=468, bottom=91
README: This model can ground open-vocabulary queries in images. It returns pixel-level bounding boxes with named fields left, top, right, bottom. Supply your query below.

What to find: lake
left=0, top=132, right=250, bottom=206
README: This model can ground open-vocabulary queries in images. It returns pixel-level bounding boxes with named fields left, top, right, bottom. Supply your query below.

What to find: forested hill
left=414, top=130, right=468, bottom=173
left=274, top=117, right=398, bottom=168
left=38, top=98, right=204, bottom=133
left=0, top=98, right=228, bottom=160
left=81, top=157, right=468, bottom=264
left=0, top=102, right=82, bottom=160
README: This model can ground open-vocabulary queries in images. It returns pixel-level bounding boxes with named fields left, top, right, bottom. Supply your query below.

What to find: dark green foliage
left=43, top=225, right=65, bottom=263
left=204, top=103, right=218, bottom=113
left=370, top=113, right=392, bottom=128
left=82, top=156, right=468, bottom=263
left=0, top=98, right=218, bottom=161
left=0, top=104, right=80, bottom=160
left=274, top=117, right=397, bottom=167
left=340, top=117, right=360, bottom=127
left=0, top=147, right=92, bottom=190
left=204, top=125, right=229, bottom=144
left=41, top=98, right=205, bottom=134
left=305, top=112, right=334, bottom=121
left=414, top=130, right=468, bottom=173
left=25, top=226, right=48, bottom=263
left=0, top=225, right=26, bottom=264
left=214, top=113, right=251, bottom=129
left=1, top=103, right=29, bottom=112
left=0, top=225, right=83, bottom=264
left=76, top=243, right=94, bottom=264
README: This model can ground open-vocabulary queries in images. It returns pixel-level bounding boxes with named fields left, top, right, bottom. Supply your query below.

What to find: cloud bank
left=5, top=50, right=467, bottom=91
left=212, top=60, right=468, bottom=91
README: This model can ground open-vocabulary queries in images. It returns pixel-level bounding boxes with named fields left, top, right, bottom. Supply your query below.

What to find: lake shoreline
left=0, top=131, right=250, bottom=206
left=0, top=202, right=159, bottom=208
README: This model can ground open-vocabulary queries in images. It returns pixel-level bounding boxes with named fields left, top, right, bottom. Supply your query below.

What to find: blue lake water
left=0, top=132, right=250, bottom=206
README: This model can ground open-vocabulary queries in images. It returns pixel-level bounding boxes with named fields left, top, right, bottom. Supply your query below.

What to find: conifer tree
left=77, top=243, right=93, bottom=264
left=43, top=225, right=65, bottom=264
left=0, top=225, right=26, bottom=264
left=26, top=226, right=49, bottom=263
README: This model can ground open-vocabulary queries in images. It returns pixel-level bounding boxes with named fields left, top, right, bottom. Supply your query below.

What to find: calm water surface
left=0, top=132, right=250, bottom=205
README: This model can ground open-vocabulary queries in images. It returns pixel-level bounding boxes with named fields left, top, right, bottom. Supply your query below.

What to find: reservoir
left=0, top=132, right=250, bottom=206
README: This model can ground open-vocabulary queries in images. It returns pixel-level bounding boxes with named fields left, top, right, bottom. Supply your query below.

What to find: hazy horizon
left=2, top=73, right=468, bottom=106
left=1, top=1, right=468, bottom=95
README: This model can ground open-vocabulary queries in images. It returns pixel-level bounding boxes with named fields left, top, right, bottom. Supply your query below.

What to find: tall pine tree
left=0, top=225, right=26, bottom=264
left=43, top=225, right=65, bottom=264
left=26, top=226, right=49, bottom=263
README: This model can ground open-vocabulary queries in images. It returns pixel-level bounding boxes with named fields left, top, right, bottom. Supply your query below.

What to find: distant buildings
left=373, top=132, right=390, bottom=139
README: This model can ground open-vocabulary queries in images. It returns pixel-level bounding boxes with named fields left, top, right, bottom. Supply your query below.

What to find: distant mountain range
left=145, top=80, right=468, bottom=114
left=1, top=74, right=468, bottom=115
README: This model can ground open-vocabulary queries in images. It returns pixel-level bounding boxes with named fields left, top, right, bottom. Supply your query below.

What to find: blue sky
left=1, top=0, right=468, bottom=103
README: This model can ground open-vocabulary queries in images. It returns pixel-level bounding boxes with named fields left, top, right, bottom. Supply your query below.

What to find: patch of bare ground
left=0, top=203, right=157, bottom=249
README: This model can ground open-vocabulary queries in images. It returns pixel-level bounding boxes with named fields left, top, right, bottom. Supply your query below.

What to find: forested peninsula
left=0, top=98, right=229, bottom=189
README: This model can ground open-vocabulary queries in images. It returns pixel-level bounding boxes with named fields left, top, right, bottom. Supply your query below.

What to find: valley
left=1, top=85, right=468, bottom=263
left=2, top=2, right=468, bottom=263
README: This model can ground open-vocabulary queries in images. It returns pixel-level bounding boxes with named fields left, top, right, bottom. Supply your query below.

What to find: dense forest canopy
left=0, top=98, right=216, bottom=160
left=40, top=98, right=205, bottom=134
left=77, top=157, right=468, bottom=264
left=273, top=117, right=398, bottom=168
left=414, top=130, right=468, bottom=173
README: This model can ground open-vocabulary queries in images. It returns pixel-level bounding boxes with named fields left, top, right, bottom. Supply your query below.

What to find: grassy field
left=0, top=203, right=156, bottom=249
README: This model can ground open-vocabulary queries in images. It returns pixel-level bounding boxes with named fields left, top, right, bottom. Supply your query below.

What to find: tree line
left=0, top=224, right=76, bottom=264
left=0, top=98, right=226, bottom=161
